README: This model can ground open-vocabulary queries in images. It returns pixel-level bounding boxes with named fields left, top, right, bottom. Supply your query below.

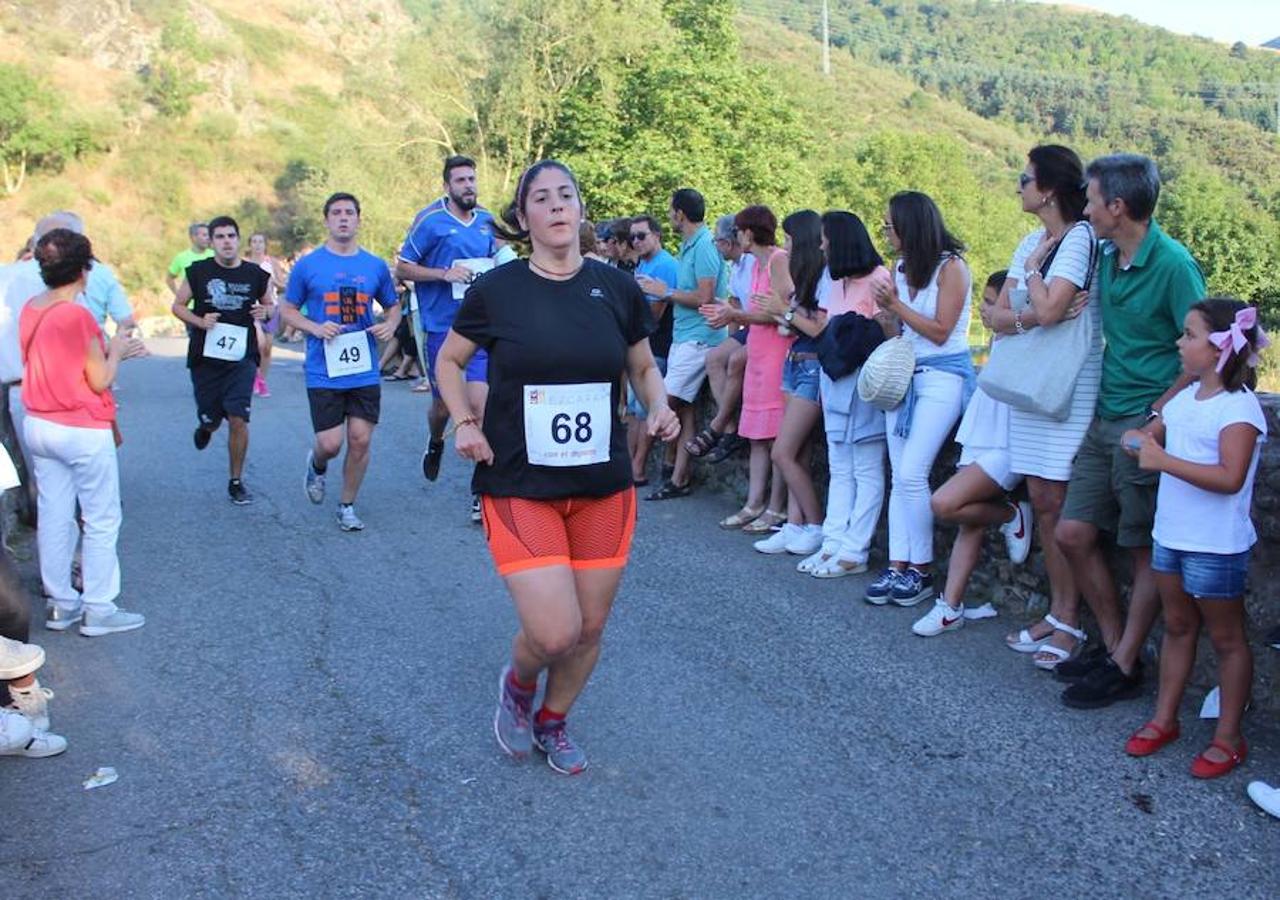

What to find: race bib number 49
left=324, top=330, right=373, bottom=379
left=204, top=323, right=248, bottom=362
left=524, top=383, right=612, bottom=467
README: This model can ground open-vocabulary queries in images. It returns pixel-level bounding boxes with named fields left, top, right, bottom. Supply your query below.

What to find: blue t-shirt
left=635, top=249, right=678, bottom=358
left=674, top=225, right=728, bottom=346
left=285, top=246, right=398, bottom=390
left=398, top=199, right=497, bottom=333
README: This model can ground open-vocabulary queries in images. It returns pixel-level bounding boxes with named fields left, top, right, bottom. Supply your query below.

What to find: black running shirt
left=185, top=258, right=271, bottom=368
left=452, top=259, right=654, bottom=499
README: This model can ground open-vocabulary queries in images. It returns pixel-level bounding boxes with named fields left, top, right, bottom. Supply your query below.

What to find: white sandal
left=796, top=549, right=831, bottom=574
left=811, top=556, right=869, bottom=579
left=1031, top=616, right=1087, bottom=671
left=1006, top=617, right=1054, bottom=653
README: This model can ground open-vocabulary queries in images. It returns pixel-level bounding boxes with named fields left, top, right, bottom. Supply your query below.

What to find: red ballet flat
left=1124, top=721, right=1180, bottom=757
left=1190, top=738, right=1247, bottom=779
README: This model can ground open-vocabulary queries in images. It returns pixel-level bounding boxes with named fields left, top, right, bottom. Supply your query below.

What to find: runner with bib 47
left=435, top=160, right=678, bottom=775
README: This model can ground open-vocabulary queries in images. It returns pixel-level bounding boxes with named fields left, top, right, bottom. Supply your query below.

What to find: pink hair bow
left=1209, top=306, right=1270, bottom=373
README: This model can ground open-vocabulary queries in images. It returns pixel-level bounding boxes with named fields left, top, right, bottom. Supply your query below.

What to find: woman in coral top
left=21, top=229, right=148, bottom=637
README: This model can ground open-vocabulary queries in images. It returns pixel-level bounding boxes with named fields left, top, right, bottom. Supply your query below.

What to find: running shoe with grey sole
left=44, top=603, right=83, bottom=632
left=494, top=666, right=533, bottom=759
left=79, top=609, right=145, bottom=637
left=533, top=719, right=588, bottom=775
left=336, top=504, right=364, bottom=532
left=304, top=452, right=326, bottom=504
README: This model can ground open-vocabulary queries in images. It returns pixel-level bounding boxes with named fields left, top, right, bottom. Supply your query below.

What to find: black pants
left=0, top=547, right=31, bottom=644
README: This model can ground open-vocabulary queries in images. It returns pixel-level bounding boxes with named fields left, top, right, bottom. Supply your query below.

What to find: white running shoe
left=754, top=523, right=801, bottom=554
left=783, top=524, right=824, bottom=556
left=8, top=679, right=53, bottom=731
left=79, top=609, right=146, bottom=637
left=45, top=602, right=83, bottom=632
left=0, top=636, right=44, bottom=680
left=337, top=504, right=365, bottom=532
left=0, top=708, right=65, bottom=758
left=1000, top=500, right=1033, bottom=565
left=1247, top=781, right=1280, bottom=819
left=304, top=451, right=326, bottom=504
left=912, top=598, right=966, bottom=637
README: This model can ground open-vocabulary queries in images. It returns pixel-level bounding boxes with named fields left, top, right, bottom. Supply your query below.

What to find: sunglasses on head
left=629, top=232, right=650, bottom=243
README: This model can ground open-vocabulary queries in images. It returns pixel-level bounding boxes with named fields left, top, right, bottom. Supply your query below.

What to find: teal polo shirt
left=673, top=225, right=729, bottom=346
left=1098, top=220, right=1206, bottom=419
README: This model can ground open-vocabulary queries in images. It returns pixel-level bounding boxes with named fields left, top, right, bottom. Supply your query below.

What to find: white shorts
left=958, top=445, right=1022, bottom=492
left=663, top=340, right=712, bottom=403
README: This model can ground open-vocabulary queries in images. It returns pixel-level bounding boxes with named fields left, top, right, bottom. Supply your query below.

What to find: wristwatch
left=783, top=309, right=796, bottom=324
left=1144, top=406, right=1161, bottom=423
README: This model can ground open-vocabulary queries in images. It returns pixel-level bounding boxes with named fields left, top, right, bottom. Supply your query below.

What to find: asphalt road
left=1, top=338, right=1276, bottom=899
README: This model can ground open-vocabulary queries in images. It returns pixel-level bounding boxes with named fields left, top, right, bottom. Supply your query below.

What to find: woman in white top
left=867, top=192, right=974, bottom=609
left=981, top=146, right=1098, bottom=670
left=246, top=232, right=284, bottom=397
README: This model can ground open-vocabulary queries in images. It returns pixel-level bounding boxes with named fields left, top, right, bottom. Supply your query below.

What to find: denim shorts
left=782, top=356, right=821, bottom=403
left=1151, top=541, right=1250, bottom=600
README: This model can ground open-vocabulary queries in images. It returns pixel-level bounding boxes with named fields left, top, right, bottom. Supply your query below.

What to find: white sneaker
left=1248, top=781, right=1280, bottom=819
left=783, top=524, right=824, bottom=556
left=1000, top=500, right=1033, bottom=565
left=79, top=608, right=146, bottom=637
left=0, top=636, right=44, bottom=680
left=0, top=715, right=66, bottom=758
left=8, top=679, right=52, bottom=731
left=0, top=708, right=32, bottom=753
left=912, top=598, right=966, bottom=637
left=796, top=548, right=831, bottom=574
left=754, top=523, right=800, bottom=554
left=337, top=504, right=365, bottom=532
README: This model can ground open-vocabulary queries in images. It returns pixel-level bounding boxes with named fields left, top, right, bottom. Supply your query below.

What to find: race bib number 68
left=524, top=383, right=612, bottom=467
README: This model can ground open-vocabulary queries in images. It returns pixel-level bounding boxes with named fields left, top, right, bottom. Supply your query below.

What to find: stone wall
left=687, top=392, right=1280, bottom=710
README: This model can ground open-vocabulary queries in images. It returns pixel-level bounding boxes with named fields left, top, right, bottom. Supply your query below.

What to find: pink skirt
left=739, top=324, right=794, bottom=440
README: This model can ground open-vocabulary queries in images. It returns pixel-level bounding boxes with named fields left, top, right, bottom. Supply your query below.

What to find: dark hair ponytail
left=493, top=159, right=581, bottom=243
left=1028, top=145, right=1087, bottom=223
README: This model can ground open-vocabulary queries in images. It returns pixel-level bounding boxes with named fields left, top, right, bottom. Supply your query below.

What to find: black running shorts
left=191, top=359, right=256, bottom=428
left=307, top=385, right=381, bottom=432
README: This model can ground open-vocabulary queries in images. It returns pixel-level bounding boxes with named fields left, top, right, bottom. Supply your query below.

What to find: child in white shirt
left=1120, top=298, right=1269, bottom=779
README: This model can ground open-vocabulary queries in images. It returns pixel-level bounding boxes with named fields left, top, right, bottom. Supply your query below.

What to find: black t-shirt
left=651, top=302, right=674, bottom=360
left=185, top=258, right=271, bottom=368
left=452, top=259, right=655, bottom=499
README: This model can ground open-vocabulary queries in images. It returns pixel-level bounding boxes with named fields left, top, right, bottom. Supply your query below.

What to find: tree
left=0, top=64, right=91, bottom=195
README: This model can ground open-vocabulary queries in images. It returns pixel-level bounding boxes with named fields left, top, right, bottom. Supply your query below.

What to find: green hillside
left=0, top=0, right=1276, bottom=332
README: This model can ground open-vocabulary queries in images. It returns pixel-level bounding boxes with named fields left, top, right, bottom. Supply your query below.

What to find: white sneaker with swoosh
left=912, top=598, right=966, bottom=637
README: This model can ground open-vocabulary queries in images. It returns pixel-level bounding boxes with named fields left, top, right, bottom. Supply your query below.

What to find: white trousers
left=23, top=416, right=121, bottom=614
left=821, top=437, right=885, bottom=564
left=884, top=370, right=964, bottom=565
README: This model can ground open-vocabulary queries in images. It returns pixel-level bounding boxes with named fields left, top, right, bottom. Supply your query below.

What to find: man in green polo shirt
left=636, top=187, right=728, bottom=500
left=165, top=221, right=213, bottom=299
left=1056, top=153, right=1206, bottom=709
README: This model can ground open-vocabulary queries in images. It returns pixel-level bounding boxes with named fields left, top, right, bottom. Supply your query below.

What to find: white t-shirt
left=1153, top=384, right=1267, bottom=554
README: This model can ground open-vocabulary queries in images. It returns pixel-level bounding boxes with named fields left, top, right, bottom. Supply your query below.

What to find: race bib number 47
left=324, top=330, right=373, bottom=379
left=204, top=323, right=248, bottom=362
left=524, top=383, right=612, bottom=467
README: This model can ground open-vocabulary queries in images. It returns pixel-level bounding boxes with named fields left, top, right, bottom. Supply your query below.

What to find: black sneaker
left=228, top=479, right=253, bottom=505
left=193, top=426, right=212, bottom=450
left=1061, top=658, right=1144, bottom=710
left=422, top=440, right=445, bottom=482
left=1053, top=642, right=1109, bottom=683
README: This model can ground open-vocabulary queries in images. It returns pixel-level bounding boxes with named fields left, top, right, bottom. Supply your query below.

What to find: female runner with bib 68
left=435, top=160, right=679, bottom=775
